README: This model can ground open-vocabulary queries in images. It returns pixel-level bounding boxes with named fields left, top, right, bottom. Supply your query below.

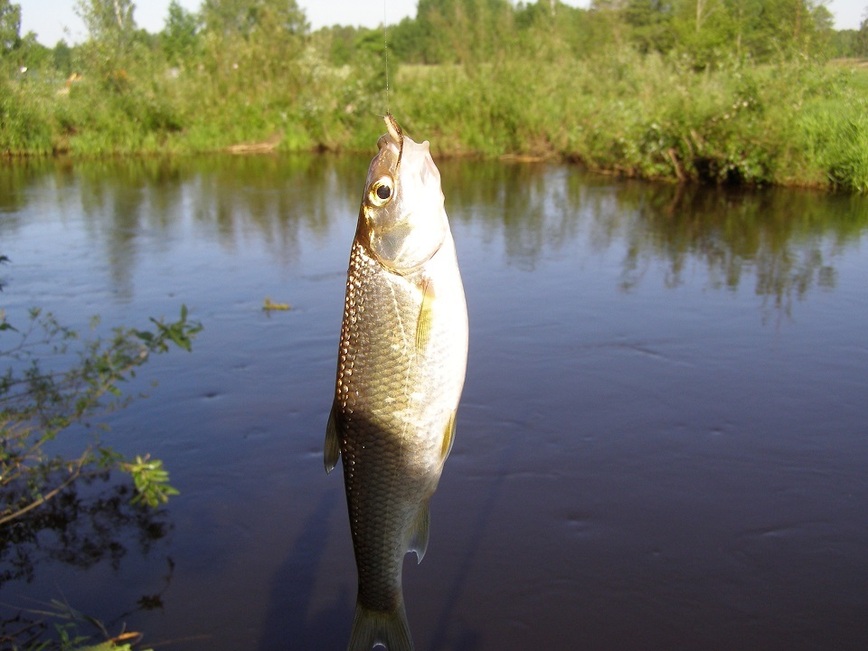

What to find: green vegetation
left=2, top=594, right=156, bottom=650
left=1, top=262, right=199, bottom=646
left=1, top=293, right=201, bottom=526
left=1, top=246, right=199, bottom=523
left=1, top=250, right=199, bottom=643
left=1, top=0, right=868, bottom=191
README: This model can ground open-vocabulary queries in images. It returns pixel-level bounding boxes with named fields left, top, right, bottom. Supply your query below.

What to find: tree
left=671, top=0, right=733, bottom=67
left=53, top=39, right=73, bottom=74
left=0, top=0, right=21, bottom=55
left=201, top=0, right=257, bottom=36
left=201, top=0, right=307, bottom=39
left=416, top=0, right=515, bottom=64
left=74, top=0, right=139, bottom=81
left=162, top=0, right=200, bottom=66
left=388, top=17, right=426, bottom=64
left=737, top=0, right=830, bottom=59
left=860, top=10, right=868, bottom=56
left=724, top=0, right=763, bottom=58
left=199, top=0, right=309, bottom=89
left=512, top=1, right=603, bottom=60
left=75, top=0, right=137, bottom=44
left=624, top=0, right=676, bottom=54
left=808, top=1, right=835, bottom=56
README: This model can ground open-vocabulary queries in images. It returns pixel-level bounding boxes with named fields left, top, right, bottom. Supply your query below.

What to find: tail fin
left=348, top=600, right=413, bottom=651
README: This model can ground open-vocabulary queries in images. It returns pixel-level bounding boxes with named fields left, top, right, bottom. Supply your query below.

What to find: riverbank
left=2, top=54, right=867, bottom=192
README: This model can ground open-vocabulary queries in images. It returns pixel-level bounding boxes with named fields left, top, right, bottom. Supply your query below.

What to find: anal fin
left=408, top=503, right=430, bottom=564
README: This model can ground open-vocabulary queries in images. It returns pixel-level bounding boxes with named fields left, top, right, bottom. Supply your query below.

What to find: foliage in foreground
left=2, top=592, right=156, bottom=650
left=0, top=276, right=197, bottom=648
left=0, top=300, right=201, bottom=526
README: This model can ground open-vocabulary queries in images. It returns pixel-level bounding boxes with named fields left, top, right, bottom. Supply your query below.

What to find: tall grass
left=0, top=77, right=54, bottom=154
left=392, top=51, right=868, bottom=192
left=2, top=50, right=867, bottom=192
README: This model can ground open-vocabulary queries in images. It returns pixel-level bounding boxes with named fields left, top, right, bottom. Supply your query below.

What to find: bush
left=1, top=297, right=201, bottom=526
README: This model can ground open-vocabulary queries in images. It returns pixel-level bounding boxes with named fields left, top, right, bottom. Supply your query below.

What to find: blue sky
left=17, top=0, right=866, bottom=48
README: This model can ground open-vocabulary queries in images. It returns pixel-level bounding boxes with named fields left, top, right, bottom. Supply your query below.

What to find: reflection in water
left=439, top=159, right=867, bottom=311
left=0, top=474, right=173, bottom=646
left=0, top=476, right=169, bottom=586
left=2, top=157, right=863, bottom=313
left=615, top=183, right=864, bottom=310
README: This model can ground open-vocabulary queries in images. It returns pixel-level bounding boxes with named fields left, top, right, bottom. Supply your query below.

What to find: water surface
left=1, top=155, right=867, bottom=650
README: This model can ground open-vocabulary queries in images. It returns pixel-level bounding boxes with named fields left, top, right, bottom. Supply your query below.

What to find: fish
left=324, top=114, right=468, bottom=651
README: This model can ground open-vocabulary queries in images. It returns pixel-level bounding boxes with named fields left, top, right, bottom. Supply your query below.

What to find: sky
left=17, top=0, right=867, bottom=48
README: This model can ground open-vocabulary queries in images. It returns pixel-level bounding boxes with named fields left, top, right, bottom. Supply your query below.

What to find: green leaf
left=74, top=643, right=133, bottom=651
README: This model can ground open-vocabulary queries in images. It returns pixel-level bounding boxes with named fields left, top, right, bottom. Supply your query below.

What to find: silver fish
left=325, top=114, right=468, bottom=651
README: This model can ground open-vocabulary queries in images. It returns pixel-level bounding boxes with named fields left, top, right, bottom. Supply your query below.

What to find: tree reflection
left=439, top=158, right=867, bottom=315
left=0, top=472, right=173, bottom=646
left=440, top=159, right=587, bottom=270
left=1, top=156, right=866, bottom=317
left=611, top=182, right=866, bottom=315
left=49, top=154, right=363, bottom=296
left=2, top=479, right=168, bottom=583
left=0, top=159, right=60, bottom=236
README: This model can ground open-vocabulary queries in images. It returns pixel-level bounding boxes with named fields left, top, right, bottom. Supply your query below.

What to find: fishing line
left=383, top=0, right=391, bottom=115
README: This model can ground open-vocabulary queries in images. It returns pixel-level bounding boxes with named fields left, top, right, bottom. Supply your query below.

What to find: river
left=1, top=154, right=867, bottom=650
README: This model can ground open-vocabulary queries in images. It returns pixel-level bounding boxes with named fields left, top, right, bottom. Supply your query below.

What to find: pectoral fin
left=324, top=402, right=341, bottom=474
left=441, top=410, right=457, bottom=462
left=415, top=279, right=435, bottom=354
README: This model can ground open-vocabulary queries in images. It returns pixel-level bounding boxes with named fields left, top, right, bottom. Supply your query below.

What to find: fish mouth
left=384, top=113, right=404, bottom=171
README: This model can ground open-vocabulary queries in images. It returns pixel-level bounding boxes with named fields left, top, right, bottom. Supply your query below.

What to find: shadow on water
left=425, top=410, right=529, bottom=651
left=257, top=489, right=349, bottom=651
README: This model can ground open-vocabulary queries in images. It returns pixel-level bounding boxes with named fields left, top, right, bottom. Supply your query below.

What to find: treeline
left=330, top=0, right=867, bottom=67
left=1, top=0, right=867, bottom=191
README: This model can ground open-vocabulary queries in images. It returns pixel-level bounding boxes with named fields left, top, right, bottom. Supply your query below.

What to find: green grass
left=2, top=52, right=867, bottom=192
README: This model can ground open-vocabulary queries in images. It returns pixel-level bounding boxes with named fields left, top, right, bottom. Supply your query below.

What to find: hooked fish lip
left=384, top=114, right=404, bottom=171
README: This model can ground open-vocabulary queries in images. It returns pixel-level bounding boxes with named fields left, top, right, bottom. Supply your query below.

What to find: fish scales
left=339, top=242, right=448, bottom=604
left=325, top=115, right=468, bottom=651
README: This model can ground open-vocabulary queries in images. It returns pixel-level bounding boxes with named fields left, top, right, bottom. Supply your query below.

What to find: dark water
left=2, top=155, right=868, bottom=650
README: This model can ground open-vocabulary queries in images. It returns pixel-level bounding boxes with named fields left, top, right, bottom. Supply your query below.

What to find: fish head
left=357, top=115, right=448, bottom=274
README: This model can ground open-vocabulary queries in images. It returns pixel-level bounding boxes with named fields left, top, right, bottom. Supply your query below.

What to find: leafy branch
left=1, top=302, right=202, bottom=526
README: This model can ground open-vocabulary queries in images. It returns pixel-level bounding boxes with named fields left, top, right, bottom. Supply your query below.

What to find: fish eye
left=370, top=177, right=393, bottom=206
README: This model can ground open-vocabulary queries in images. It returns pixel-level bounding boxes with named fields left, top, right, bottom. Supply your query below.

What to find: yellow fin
left=323, top=403, right=341, bottom=474
left=415, top=279, right=435, bottom=354
left=441, top=410, right=457, bottom=462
